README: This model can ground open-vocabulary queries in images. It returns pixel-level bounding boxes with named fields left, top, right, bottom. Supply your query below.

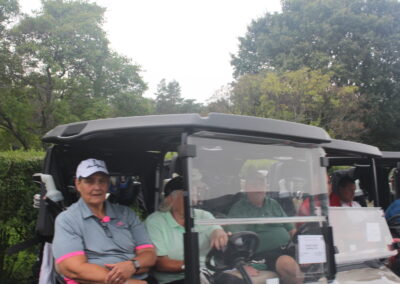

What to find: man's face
left=338, top=182, right=356, bottom=203
left=75, top=172, right=110, bottom=206
left=245, top=178, right=267, bottom=205
left=167, top=190, right=184, bottom=215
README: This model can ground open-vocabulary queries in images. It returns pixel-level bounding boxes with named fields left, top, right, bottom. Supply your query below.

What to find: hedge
left=0, top=151, right=44, bottom=283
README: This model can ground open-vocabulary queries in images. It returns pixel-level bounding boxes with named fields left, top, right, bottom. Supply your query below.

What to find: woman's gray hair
left=158, top=190, right=181, bottom=212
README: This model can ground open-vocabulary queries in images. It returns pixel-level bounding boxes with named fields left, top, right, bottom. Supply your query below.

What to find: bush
left=0, top=151, right=44, bottom=283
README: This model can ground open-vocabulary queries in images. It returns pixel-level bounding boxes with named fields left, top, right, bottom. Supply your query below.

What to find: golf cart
left=375, top=151, right=400, bottom=210
left=31, top=113, right=395, bottom=283
left=322, top=139, right=400, bottom=282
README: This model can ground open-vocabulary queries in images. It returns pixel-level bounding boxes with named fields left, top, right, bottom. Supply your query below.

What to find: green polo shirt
left=227, top=196, right=294, bottom=253
left=145, top=209, right=220, bottom=284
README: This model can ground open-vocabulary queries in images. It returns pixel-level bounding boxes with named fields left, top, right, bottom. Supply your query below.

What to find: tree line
left=0, top=0, right=204, bottom=150
left=224, top=0, right=400, bottom=150
left=1, top=0, right=400, bottom=150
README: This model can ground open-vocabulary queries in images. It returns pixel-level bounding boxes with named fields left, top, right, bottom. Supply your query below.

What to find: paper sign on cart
left=366, top=223, right=381, bottom=242
left=298, top=235, right=326, bottom=264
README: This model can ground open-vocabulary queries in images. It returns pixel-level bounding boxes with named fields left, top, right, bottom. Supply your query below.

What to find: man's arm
left=155, top=255, right=185, bottom=272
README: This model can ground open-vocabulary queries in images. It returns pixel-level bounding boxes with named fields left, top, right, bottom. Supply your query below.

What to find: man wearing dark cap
left=145, top=176, right=228, bottom=284
left=52, top=158, right=157, bottom=284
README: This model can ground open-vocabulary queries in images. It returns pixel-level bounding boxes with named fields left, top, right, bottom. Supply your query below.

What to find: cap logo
left=76, top=158, right=109, bottom=178
left=87, top=160, right=106, bottom=170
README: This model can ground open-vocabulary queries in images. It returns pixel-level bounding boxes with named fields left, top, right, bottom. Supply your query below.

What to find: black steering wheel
left=387, top=214, right=400, bottom=238
left=205, top=231, right=259, bottom=272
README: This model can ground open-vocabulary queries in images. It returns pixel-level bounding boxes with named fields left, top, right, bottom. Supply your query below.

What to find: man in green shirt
left=228, top=169, right=303, bottom=284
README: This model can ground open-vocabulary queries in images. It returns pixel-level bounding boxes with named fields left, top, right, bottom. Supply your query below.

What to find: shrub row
left=0, top=151, right=44, bottom=283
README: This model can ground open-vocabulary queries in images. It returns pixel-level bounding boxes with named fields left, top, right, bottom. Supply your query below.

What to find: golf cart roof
left=42, top=113, right=331, bottom=152
left=375, top=151, right=400, bottom=167
left=323, top=139, right=382, bottom=159
left=381, top=151, right=400, bottom=159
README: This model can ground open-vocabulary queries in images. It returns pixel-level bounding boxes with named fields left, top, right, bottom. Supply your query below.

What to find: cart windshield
left=329, top=207, right=396, bottom=265
left=187, top=132, right=331, bottom=282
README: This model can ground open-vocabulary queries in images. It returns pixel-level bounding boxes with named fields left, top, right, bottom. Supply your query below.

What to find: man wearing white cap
left=52, top=158, right=157, bottom=284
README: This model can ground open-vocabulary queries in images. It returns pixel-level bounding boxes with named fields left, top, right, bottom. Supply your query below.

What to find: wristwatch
left=131, top=259, right=141, bottom=270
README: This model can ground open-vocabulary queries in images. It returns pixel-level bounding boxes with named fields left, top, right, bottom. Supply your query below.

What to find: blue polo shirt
left=53, top=198, right=153, bottom=276
left=386, top=199, right=400, bottom=221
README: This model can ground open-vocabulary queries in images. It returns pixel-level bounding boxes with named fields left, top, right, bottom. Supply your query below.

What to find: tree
left=231, top=68, right=366, bottom=140
left=180, top=99, right=204, bottom=114
left=110, top=93, right=154, bottom=117
left=154, top=79, right=205, bottom=114
left=0, top=0, right=19, bottom=34
left=206, top=85, right=234, bottom=114
left=0, top=0, right=147, bottom=149
left=0, top=0, right=36, bottom=149
left=232, top=0, right=400, bottom=149
left=154, top=79, right=183, bottom=114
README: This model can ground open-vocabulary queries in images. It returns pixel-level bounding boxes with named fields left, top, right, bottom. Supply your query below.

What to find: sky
left=18, top=0, right=281, bottom=103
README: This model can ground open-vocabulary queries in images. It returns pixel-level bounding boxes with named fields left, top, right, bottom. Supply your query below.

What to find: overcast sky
left=19, top=0, right=281, bottom=103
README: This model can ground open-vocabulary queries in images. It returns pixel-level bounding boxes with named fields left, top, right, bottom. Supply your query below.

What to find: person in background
left=331, top=176, right=361, bottom=207
left=53, top=158, right=157, bottom=284
left=298, top=174, right=335, bottom=218
left=145, top=176, right=228, bottom=284
left=385, top=195, right=400, bottom=235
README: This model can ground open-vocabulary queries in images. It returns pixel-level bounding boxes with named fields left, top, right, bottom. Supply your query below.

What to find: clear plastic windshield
left=188, top=133, right=329, bottom=218
left=187, top=132, right=330, bottom=282
left=329, top=207, right=396, bottom=265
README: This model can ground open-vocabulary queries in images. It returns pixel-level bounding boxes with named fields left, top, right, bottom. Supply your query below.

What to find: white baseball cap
left=76, top=158, right=109, bottom=178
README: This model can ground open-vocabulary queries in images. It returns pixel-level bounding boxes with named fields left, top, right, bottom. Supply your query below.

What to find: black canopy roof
left=42, top=113, right=331, bottom=152
left=323, top=139, right=382, bottom=158
left=375, top=151, right=400, bottom=167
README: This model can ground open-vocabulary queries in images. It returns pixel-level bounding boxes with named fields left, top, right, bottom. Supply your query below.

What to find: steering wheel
left=205, top=231, right=259, bottom=271
left=387, top=214, right=400, bottom=238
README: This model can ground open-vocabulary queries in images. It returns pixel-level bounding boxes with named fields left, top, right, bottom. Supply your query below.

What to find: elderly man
left=227, top=168, right=303, bottom=284
left=52, top=158, right=157, bottom=284
left=145, top=176, right=228, bottom=284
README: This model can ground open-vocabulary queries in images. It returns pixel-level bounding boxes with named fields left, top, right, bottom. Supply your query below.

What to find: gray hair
left=158, top=190, right=182, bottom=212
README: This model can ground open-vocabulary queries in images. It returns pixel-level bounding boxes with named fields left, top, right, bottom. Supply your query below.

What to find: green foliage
left=155, top=79, right=184, bottom=114
left=110, top=92, right=155, bottom=117
left=232, top=0, right=400, bottom=149
left=231, top=68, right=365, bottom=140
left=0, top=0, right=148, bottom=150
left=0, top=0, right=19, bottom=33
left=206, top=85, right=234, bottom=114
left=0, top=151, right=44, bottom=282
left=155, top=79, right=204, bottom=114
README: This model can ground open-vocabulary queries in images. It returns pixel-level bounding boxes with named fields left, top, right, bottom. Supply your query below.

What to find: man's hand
left=105, top=261, right=135, bottom=284
left=210, top=229, right=229, bottom=250
left=244, top=265, right=259, bottom=277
